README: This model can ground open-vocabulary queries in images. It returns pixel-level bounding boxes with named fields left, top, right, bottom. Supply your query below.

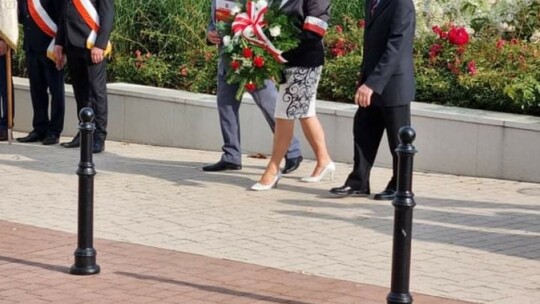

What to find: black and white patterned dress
left=275, top=66, right=322, bottom=119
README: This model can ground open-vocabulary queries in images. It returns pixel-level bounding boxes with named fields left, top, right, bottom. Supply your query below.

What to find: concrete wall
left=12, top=77, right=540, bottom=183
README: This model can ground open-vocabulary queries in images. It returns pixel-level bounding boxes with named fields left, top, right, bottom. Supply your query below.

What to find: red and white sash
left=72, top=0, right=112, bottom=55
left=27, top=0, right=57, bottom=61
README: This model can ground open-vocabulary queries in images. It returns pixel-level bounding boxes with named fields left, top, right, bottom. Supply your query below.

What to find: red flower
left=242, top=47, right=253, bottom=58
left=496, top=39, right=506, bottom=50
left=428, top=43, right=443, bottom=61
left=231, top=60, right=241, bottom=71
left=245, top=82, right=257, bottom=92
left=335, top=25, right=343, bottom=33
left=467, top=60, right=477, bottom=76
left=510, top=38, right=519, bottom=45
left=448, top=27, right=469, bottom=46
left=179, top=66, right=188, bottom=76
left=331, top=47, right=345, bottom=57
left=432, top=25, right=447, bottom=39
left=358, top=19, right=365, bottom=28
left=253, top=56, right=265, bottom=68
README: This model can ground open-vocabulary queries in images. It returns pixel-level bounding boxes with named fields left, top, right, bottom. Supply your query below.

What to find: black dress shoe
left=373, top=188, right=395, bottom=201
left=42, top=135, right=60, bottom=145
left=16, top=132, right=45, bottom=143
left=61, top=135, right=80, bottom=148
left=329, top=185, right=370, bottom=197
left=202, top=160, right=242, bottom=171
left=93, top=141, right=105, bottom=153
left=0, top=129, right=7, bottom=141
left=282, top=156, right=303, bottom=174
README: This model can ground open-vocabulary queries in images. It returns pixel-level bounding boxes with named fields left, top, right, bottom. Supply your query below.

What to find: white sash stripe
left=305, top=16, right=328, bottom=31
left=31, top=0, right=57, bottom=33
left=80, top=0, right=100, bottom=25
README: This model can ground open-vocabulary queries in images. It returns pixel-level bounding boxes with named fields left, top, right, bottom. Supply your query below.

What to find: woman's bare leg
left=259, top=118, right=295, bottom=185
left=300, top=116, right=332, bottom=176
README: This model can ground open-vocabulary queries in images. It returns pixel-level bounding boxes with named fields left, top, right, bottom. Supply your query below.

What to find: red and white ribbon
left=72, top=0, right=112, bottom=55
left=231, top=0, right=287, bottom=63
left=27, top=0, right=57, bottom=61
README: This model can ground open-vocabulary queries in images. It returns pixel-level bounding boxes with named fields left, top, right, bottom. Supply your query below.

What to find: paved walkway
left=1, top=133, right=539, bottom=303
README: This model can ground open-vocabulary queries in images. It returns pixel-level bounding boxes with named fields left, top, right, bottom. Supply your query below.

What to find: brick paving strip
left=0, top=221, right=470, bottom=304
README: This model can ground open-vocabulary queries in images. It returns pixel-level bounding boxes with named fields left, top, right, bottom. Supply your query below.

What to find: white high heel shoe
left=251, top=172, right=282, bottom=191
left=300, top=162, right=336, bottom=183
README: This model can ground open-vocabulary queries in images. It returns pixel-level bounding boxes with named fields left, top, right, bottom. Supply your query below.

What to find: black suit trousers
left=66, top=47, right=108, bottom=142
left=26, top=52, right=65, bottom=136
left=346, top=104, right=411, bottom=191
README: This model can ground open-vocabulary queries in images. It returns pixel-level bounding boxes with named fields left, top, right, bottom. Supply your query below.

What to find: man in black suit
left=54, top=0, right=114, bottom=153
left=330, top=0, right=416, bottom=200
left=16, top=0, right=65, bottom=145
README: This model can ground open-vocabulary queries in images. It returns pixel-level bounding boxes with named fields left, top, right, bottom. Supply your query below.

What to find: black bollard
left=70, top=107, right=100, bottom=275
left=387, top=126, right=417, bottom=304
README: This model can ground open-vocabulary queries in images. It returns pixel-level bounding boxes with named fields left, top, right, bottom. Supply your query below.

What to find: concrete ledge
left=12, top=77, right=540, bottom=183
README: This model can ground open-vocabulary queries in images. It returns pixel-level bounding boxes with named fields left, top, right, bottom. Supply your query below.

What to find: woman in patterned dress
left=251, top=0, right=334, bottom=190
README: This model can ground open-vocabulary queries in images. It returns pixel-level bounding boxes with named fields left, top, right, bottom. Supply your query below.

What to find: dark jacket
left=280, top=0, right=330, bottom=67
left=361, top=0, right=416, bottom=106
left=18, top=0, right=62, bottom=53
left=56, top=0, right=114, bottom=50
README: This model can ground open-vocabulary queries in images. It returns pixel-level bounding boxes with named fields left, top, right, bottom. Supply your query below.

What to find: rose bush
left=11, top=0, right=540, bottom=116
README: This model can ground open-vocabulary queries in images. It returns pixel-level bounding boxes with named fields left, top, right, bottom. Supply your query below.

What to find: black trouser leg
left=382, top=104, right=411, bottom=190
left=346, top=106, right=385, bottom=190
left=66, top=47, right=107, bottom=142
left=27, top=53, right=48, bottom=136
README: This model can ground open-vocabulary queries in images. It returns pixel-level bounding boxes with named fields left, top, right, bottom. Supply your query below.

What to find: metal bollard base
left=70, top=248, right=100, bottom=275
left=387, top=292, right=413, bottom=304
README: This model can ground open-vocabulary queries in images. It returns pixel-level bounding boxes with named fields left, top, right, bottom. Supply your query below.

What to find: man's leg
left=26, top=53, right=49, bottom=137
left=216, top=74, right=242, bottom=165
left=88, top=59, right=108, bottom=144
left=44, top=55, right=65, bottom=137
left=0, top=55, right=7, bottom=134
left=345, top=106, right=385, bottom=190
left=0, top=55, right=7, bottom=140
left=382, top=104, right=411, bottom=190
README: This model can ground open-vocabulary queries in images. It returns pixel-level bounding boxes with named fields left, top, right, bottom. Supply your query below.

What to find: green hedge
left=12, top=0, right=540, bottom=116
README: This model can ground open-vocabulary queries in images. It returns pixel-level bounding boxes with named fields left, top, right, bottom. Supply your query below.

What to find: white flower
left=222, top=35, right=231, bottom=47
left=530, top=30, right=540, bottom=44
left=269, top=25, right=281, bottom=37
left=242, top=58, right=253, bottom=67
left=256, top=0, right=268, bottom=10
left=231, top=5, right=241, bottom=15
left=243, top=26, right=255, bottom=38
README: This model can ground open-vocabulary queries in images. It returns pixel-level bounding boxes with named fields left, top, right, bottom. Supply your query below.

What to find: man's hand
left=354, top=84, right=374, bottom=107
left=207, top=30, right=221, bottom=45
left=91, top=47, right=105, bottom=64
left=53, top=45, right=65, bottom=69
left=0, top=40, right=7, bottom=56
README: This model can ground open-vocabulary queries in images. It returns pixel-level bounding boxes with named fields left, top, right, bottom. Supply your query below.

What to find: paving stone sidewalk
left=1, top=134, right=539, bottom=303
left=0, top=220, right=469, bottom=304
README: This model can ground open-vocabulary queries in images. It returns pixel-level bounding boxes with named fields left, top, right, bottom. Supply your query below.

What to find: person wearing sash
left=0, top=39, right=11, bottom=141
left=16, top=0, right=65, bottom=145
left=54, top=0, right=113, bottom=153
left=203, top=0, right=303, bottom=173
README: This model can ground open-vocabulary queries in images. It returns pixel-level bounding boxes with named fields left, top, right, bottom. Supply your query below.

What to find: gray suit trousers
left=217, top=74, right=302, bottom=165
